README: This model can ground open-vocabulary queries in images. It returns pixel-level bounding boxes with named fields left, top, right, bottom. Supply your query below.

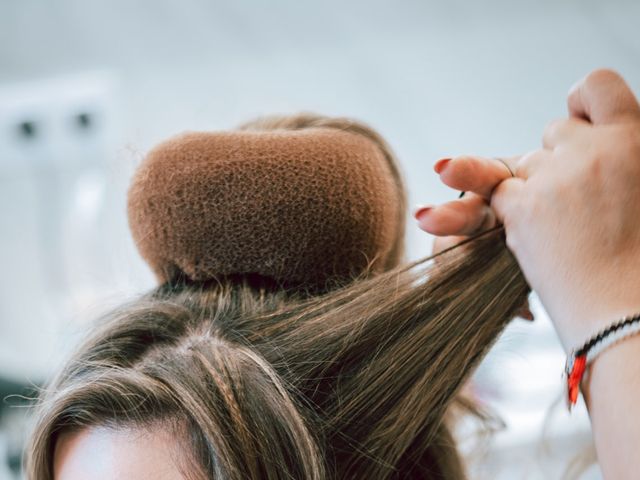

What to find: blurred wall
left=2, top=0, right=639, bottom=258
left=1, top=1, right=638, bottom=478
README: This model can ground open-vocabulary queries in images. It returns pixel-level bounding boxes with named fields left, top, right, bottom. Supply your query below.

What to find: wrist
left=580, top=333, right=640, bottom=479
left=542, top=282, right=640, bottom=351
left=581, top=333, right=640, bottom=408
left=564, top=313, right=640, bottom=410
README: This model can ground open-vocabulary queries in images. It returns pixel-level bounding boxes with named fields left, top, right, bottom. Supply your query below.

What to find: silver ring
left=459, top=157, right=515, bottom=198
left=494, top=157, right=515, bottom=178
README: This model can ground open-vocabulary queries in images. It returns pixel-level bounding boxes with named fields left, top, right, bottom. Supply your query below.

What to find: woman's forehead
left=53, top=425, right=188, bottom=480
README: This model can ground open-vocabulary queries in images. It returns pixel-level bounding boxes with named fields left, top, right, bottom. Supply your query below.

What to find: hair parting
left=27, top=227, right=528, bottom=479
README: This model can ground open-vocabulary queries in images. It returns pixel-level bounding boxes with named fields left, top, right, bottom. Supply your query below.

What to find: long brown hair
left=25, top=115, right=529, bottom=479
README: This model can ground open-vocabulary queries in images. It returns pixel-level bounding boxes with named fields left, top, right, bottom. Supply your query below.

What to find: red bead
left=568, top=355, right=587, bottom=405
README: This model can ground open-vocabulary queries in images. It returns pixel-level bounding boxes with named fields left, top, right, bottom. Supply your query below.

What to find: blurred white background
left=1, top=0, right=639, bottom=478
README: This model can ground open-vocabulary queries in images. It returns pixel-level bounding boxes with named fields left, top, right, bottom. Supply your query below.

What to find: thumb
left=567, top=69, right=640, bottom=125
left=489, top=177, right=525, bottom=229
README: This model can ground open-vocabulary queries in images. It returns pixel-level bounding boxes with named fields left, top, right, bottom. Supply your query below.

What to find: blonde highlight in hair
left=25, top=115, right=529, bottom=480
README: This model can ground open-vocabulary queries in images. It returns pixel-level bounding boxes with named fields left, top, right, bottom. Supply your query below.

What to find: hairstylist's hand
left=419, top=156, right=515, bottom=254
left=418, top=70, right=640, bottom=478
left=417, top=69, right=640, bottom=351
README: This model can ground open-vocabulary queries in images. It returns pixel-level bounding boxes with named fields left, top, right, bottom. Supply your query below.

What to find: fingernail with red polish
left=434, top=158, right=452, bottom=174
left=413, top=205, right=433, bottom=220
left=518, top=309, right=535, bottom=322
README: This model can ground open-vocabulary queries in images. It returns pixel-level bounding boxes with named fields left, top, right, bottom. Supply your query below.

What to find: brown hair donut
left=127, top=115, right=406, bottom=292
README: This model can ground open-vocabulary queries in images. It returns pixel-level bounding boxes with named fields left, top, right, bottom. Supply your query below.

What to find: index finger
left=436, top=155, right=520, bottom=199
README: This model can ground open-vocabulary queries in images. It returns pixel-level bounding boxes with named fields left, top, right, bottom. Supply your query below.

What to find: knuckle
left=519, top=149, right=539, bottom=163
left=611, top=124, right=640, bottom=176
left=504, top=230, right=518, bottom=252
left=514, top=163, right=527, bottom=178
left=541, top=173, right=569, bottom=199
left=590, top=147, right=610, bottom=177
left=545, top=117, right=566, bottom=129
left=516, top=149, right=542, bottom=176
left=514, top=165, right=531, bottom=180
left=543, top=118, right=567, bottom=139
left=619, top=123, right=640, bottom=150
left=585, top=68, right=624, bottom=89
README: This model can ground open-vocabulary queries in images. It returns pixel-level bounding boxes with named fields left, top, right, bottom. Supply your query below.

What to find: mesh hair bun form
left=127, top=122, right=406, bottom=292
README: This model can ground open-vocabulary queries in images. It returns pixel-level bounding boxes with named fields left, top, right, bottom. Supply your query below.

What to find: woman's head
left=31, top=114, right=408, bottom=479
left=26, top=114, right=529, bottom=479
left=34, top=282, right=325, bottom=479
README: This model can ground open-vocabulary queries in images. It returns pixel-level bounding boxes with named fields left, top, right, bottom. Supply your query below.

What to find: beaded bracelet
left=564, top=313, right=640, bottom=411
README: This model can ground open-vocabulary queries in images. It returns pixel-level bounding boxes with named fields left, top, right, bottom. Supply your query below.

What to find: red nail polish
left=413, top=206, right=433, bottom=220
left=434, top=158, right=452, bottom=174
left=518, top=309, right=535, bottom=321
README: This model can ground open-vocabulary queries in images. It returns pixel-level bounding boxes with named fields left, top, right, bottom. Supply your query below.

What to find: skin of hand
left=415, top=69, right=640, bottom=479
left=416, top=68, right=640, bottom=350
